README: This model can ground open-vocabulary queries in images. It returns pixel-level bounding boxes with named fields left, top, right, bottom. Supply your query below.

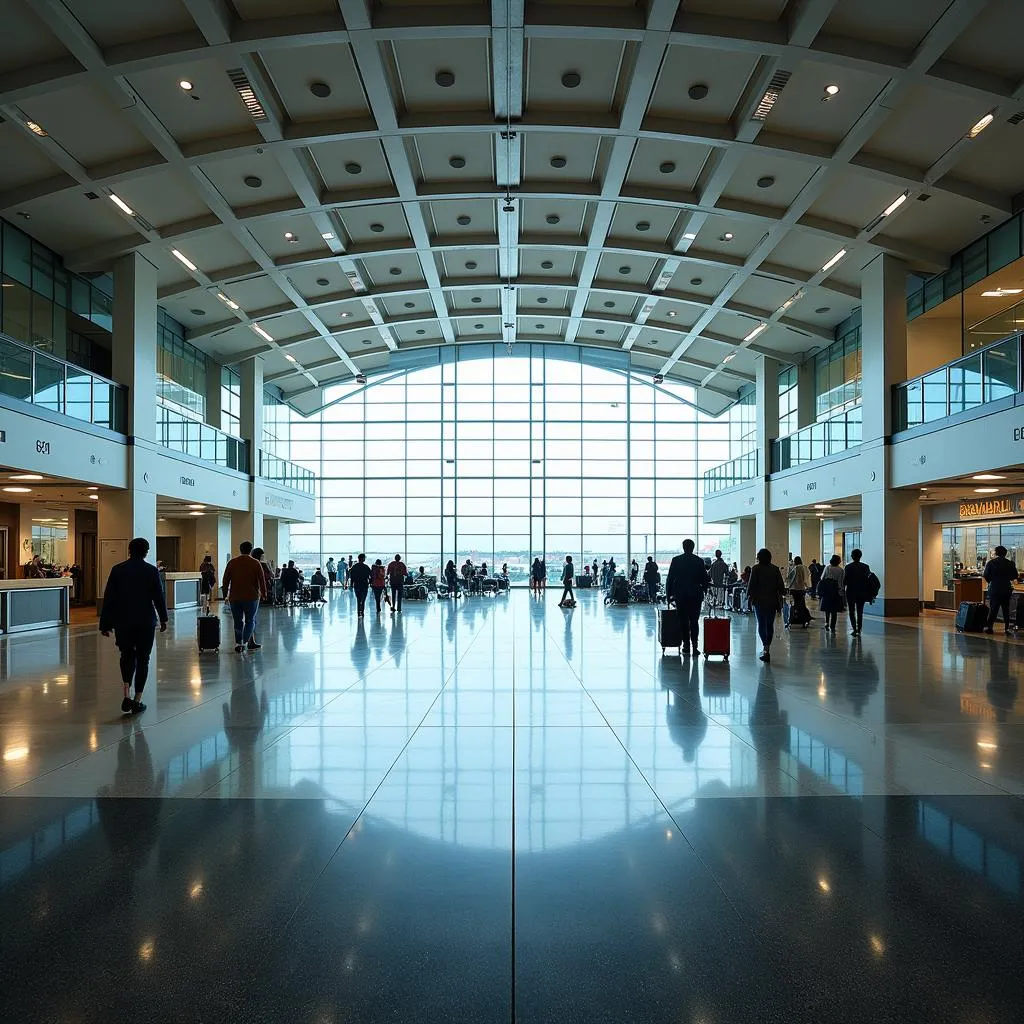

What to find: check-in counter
left=165, top=572, right=202, bottom=610
left=0, top=578, right=72, bottom=633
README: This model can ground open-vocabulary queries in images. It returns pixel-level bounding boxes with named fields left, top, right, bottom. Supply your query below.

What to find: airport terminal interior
left=0, top=0, right=1022, bottom=1020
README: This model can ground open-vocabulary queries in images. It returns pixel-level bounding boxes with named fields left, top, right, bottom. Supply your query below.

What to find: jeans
left=754, top=603, right=777, bottom=649
left=353, top=585, right=368, bottom=616
left=988, top=591, right=1011, bottom=629
left=560, top=583, right=574, bottom=604
left=391, top=583, right=403, bottom=611
left=230, top=599, right=260, bottom=645
left=849, top=598, right=866, bottom=632
left=114, top=625, right=156, bottom=692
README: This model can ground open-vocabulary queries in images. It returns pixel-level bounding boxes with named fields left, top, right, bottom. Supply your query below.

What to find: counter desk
left=164, top=572, right=202, bottom=610
left=0, top=578, right=73, bottom=633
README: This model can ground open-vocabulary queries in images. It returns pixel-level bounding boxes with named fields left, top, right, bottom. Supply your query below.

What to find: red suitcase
left=702, top=615, right=730, bottom=661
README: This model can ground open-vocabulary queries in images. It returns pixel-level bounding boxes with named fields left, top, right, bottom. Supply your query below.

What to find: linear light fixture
left=24, top=118, right=47, bottom=137
left=744, top=322, right=768, bottom=342
left=171, top=249, right=198, bottom=272
left=820, top=249, right=846, bottom=273
left=227, top=68, right=268, bottom=122
left=722, top=352, right=737, bottom=363
left=777, top=288, right=804, bottom=314
left=216, top=292, right=239, bottom=310
left=321, top=232, right=334, bottom=240
left=981, top=288, right=1022, bottom=297
left=109, top=193, right=135, bottom=216
left=881, top=192, right=908, bottom=217
left=251, top=323, right=273, bottom=342
left=972, top=474, right=1006, bottom=481
left=968, top=112, right=994, bottom=139
left=284, top=353, right=297, bottom=362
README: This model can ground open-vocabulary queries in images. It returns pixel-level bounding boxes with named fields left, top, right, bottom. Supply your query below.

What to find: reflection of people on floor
left=843, top=644, right=880, bottom=716
left=389, top=615, right=405, bottom=667
left=563, top=603, right=574, bottom=660
left=986, top=642, right=1018, bottom=722
left=95, top=722, right=165, bottom=884
left=665, top=660, right=707, bottom=762
left=351, top=618, right=370, bottom=676
left=748, top=675, right=788, bottom=795
left=222, top=673, right=270, bottom=798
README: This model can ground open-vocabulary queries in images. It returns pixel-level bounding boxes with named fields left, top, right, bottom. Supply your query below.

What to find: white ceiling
left=0, top=0, right=1021, bottom=414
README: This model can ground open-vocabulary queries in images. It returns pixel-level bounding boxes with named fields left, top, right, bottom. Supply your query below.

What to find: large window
left=289, top=347, right=732, bottom=577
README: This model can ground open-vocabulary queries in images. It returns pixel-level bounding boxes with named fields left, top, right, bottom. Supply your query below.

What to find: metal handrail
left=258, top=450, right=315, bottom=494
left=772, top=405, right=863, bottom=472
left=702, top=449, right=759, bottom=494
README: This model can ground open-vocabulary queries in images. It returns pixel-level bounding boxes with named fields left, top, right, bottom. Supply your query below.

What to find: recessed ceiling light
left=9, top=474, right=43, bottom=481
left=243, top=175, right=262, bottom=188
left=720, top=232, right=733, bottom=241
left=188, top=504, right=206, bottom=510
left=321, top=231, right=334, bottom=240
left=474, top=323, right=484, bottom=329
left=881, top=192, right=908, bottom=217
left=974, top=487, right=1000, bottom=493
left=618, top=266, right=631, bottom=274
left=813, top=504, right=832, bottom=509
left=561, top=71, right=581, bottom=89
left=968, top=112, right=994, bottom=138
left=824, top=84, right=840, bottom=96
left=659, top=162, right=676, bottom=174
left=667, top=310, right=677, bottom=317
left=179, top=79, right=193, bottom=91
left=388, top=267, right=401, bottom=276
left=403, top=301, right=415, bottom=309
left=109, top=194, right=135, bottom=215
left=251, top=323, right=273, bottom=342
left=171, top=249, right=198, bottom=272
left=369, top=223, right=384, bottom=233
left=550, top=156, right=567, bottom=168
left=284, top=231, right=297, bottom=241
left=595, top=329, right=605, bottom=335
left=217, top=292, right=240, bottom=310
left=457, top=215, right=472, bottom=226
left=89, top=494, right=98, bottom=501
left=86, top=486, right=99, bottom=490
left=449, top=156, right=466, bottom=168
left=816, top=512, right=824, bottom=517
left=435, top=70, right=455, bottom=87
left=284, top=353, right=297, bottom=362
left=363, top=339, right=372, bottom=345
left=341, top=311, right=352, bottom=318
left=821, top=249, right=846, bottom=273
left=756, top=176, right=775, bottom=188
left=190, top=308, right=205, bottom=316
left=189, top=511, right=204, bottom=516
left=535, top=323, right=544, bottom=329
left=690, top=277, right=702, bottom=286
left=540, top=261, right=553, bottom=270
left=603, top=301, right=615, bottom=308
left=635, top=221, right=651, bottom=231
left=344, top=162, right=362, bottom=175
left=309, top=81, right=331, bottom=98
left=471, top=297, right=482, bottom=304
left=2, top=486, right=32, bottom=493
left=465, top=260, right=477, bottom=270
left=815, top=306, right=830, bottom=314
left=546, top=214, right=560, bottom=225
left=316, top=278, right=330, bottom=287
left=972, top=474, right=1006, bottom=481
left=744, top=322, right=768, bottom=342
left=688, top=83, right=709, bottom=100
left=415, top=330, right=426, bottom=336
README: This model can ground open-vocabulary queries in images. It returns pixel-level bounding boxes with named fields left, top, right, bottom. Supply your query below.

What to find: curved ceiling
left=1, top=0, right=1021, bottom=408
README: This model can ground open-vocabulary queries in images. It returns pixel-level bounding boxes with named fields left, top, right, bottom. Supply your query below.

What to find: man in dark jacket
left=808, top=558, right=823, bottom=598
left=643, top=556, right=661, bottom=604
left=983, top=545, right=1019, bottom=634
left=666, top=539, right=711, bottom=655
left=843, top=548, right=873, bottom=636
left=100, top=537, right=168, bottom=715
left=348, top=553, right=372, bottom=618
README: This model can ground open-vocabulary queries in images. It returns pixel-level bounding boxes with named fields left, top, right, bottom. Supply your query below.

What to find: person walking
left=843, top=548, right=873, bottom=636
left=347, top=555, right=354, bottom=590
left=100, top=537, right=167, bottom=715
left=747, top=548, right=786, bottom=662
left=348, top=553, right=372, bottom=618
left=222, top=541, right=268, bottom=652
left=709, top=549, right=729, bottom=609
left=531, top=556, right=545, bottom=596
left=371, top=559, right=387, bottom=612
left=643, top=555, right=660, bottom=604
left=630, top=558, right=640, bottom=583
left=983, top=544, right=1019, bottom=634
left=666, top=539, right=710, bottom=656
left=591, top=559, right=599, bottom=583
left=818, top=555, right=845, bottom=633
left=387, top=553, right=407, bottom=614
left=786, top=555, right=812, bottom=628
left=199, top=554, right=216, bottom=614
left=808, top=558, right=823, bottom=599
left=326, top=556, right=337, bottom=589
left=444, top=559, right=460, bottom=599
left=558, top=555, right=575, bottom=607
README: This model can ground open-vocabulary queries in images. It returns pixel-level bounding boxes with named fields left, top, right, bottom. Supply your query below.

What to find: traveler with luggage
left=818, top=555, right=845, bottom=632
left=371, top=559, right=388, bottom=612
left=558, top=555, right=575, bottom=607
left=387, top=554, right=407, bottom=613
left=808, top=558, right=823, bottom=599
left=531, top=557, right=545, bottom=595
left=666, top=539, right=710, bottom=656
left=280, top=560, right=301, bottom=605
left=222, top=541, right=268, bottom=653
left=348, top=553, right=372, bottom=618
left=99, top=536, right=167, bottom=715
left=643, top=556, right=660, bottom=604
left=983, top=545, right=1019, bottom=634
left=843, top=549, right=874, bottom=636
left=708, top=550, right=729, bottom=609
left=785, top=555, right=812, bottom=629
left=748, top=548, right=786, bottom=662
left=199, top=554, right=216, bottom=614
left=326, top=557, right=337, bottom=589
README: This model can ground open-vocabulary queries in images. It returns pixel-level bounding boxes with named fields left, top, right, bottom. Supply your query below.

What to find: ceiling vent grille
left=84, top=191, right=99, bottom=200
left=1008, top=111, right=1024, bottom=125
left=227, top=69, right=268, bottom=122
left=752, top=71, right=791, bottom=121
left=916, top=193, right=931, bottom=202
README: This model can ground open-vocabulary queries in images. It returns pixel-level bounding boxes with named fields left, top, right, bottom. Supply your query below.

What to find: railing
left=259, top=450, right=315, bottom=494
left=0, top=332, right=126, bottom=432
left=772, top=405, right=862, bottom=472
left=703, top=450, right=759, bottom=495
left=157, top=404, right=249, bottom=473
left=895, top=335, right=1019, bottom=431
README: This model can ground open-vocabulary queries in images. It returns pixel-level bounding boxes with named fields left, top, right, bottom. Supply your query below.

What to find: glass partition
left=156, top=404, right=249, bottom=473
left=772, top=405, right=862, bottom=472
left=703, top=450, right=759, bottom=494
left=895, top=336, right=1021, bottom=431
left=259, top=450, right=315, bottom=494
left=0, top=331, right=125, bottom=431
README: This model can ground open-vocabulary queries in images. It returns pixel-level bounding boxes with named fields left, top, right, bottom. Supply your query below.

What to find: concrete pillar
left=112, top=252, right=158, bottom=441
left=861, top=486, right=919, bottom=616
left=754, top=356, right=787, bottom=564
left=756, top=509, right=789, bottom=569
left=798, top=518, right=821, bottom=565
left=920, top=511, right=944, bottom=608
left=262, top=517, right=290, bottom=569
left=97, top=485, right=157, bottom=605
left=195, top=513, right=232, bottom=575
left=231, top=511, right=263, bottom=553
left=239, top=357, right=264, bottom=453
left=796, top=360, right=816, bottom=428
left=205, top=357, right=222, bottom=431
left=861, top=254, right=907, bottom=443
left=737, top=518, right=756, bottom=570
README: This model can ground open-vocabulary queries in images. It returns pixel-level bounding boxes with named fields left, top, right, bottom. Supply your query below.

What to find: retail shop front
left=925, top=494, right=1024, bottom=611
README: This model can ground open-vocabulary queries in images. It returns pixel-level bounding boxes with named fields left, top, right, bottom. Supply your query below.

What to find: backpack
left=372, top=565, right=386, bottom=588
left=866, top=572, right=881, bottom=602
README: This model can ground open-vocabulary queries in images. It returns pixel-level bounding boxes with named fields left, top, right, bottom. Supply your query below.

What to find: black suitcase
left=955, top=601, right=987, bottom=632
left=309, top=584, right=323, bottom=603
left=658, top=607, right=684, bottom=653
left=576, top=575, right=592, bottom=588
left=198, top=614, right=220, bottom=653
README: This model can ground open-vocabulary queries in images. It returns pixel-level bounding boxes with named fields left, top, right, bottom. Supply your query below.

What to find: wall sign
left=959, top=495, right=1024, bottom=520
left=265, top=494, right=294, bottom=511
left=180, top=475, right=195, bottom=487
left=36, top=440, right=50, bottom=455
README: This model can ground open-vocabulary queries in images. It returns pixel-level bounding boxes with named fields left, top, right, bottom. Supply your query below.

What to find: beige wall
left=906, top=317, right=962, bottom=378
left=157, top=518, right=197, bottom=571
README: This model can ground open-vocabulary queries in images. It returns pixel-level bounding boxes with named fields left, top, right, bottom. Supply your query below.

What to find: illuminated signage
left=958, top=495, right=1024, bottom=520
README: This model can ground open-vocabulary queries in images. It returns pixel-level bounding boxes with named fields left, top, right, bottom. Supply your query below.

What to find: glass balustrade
left=157, top=404, right=249, bottom=473
left=703, top=450, right=759, bottom=494
left=772, top=405, right=863, bottom=472
left=0, top=331, right=126, bottom=431
left=895, top=335, right=1020, bottom=431
left=259, top=450, right=315, bottom=494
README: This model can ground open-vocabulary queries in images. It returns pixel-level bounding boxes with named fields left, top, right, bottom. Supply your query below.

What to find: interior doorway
left=157, top=536, right=181, bottom=572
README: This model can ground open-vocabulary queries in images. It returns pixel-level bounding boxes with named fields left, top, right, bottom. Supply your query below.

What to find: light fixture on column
left=967, top=112, right=995, bottom=139
left=109, top=194, right=135, bottom=216
left=216, top=292, right=239, bottom=311
left=743, top=322, right=767, bottom=342
left=881, top=192, right=908, bottom=217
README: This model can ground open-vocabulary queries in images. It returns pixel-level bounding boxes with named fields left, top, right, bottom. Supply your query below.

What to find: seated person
left=280, top=560, right=301, bottom=602
left=479, top=561, right=489, bottom=577
left=311, top=567, right=327, bottom=590
left=415, top=566, right=427, bottom=580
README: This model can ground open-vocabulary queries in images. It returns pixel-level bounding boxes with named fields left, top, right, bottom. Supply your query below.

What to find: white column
left=860, top=253, right=918, bottom=616
left=195, top=513, right=232, bottom=573
left=920, top=510, right=944, bottom=608
left=112, top=252, right=158, bottom=441
left=236, top=357, right=264, bottom=547
left=754, top=355, right=788, bottom=565
left=799, top=518, right=821, bottom=565
left=737, top=518, right=756, bottom=570
left=232, top=511, right=263, bottom=552
left=262, top=517, right=290, bottom=568
left=205, top=357, right=222, bottom=431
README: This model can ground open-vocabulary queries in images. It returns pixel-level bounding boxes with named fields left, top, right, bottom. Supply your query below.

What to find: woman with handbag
left=371, top=559, right=387, bottom=614
left=818, top=555, right=845, bottom=632
left=747, top=549, right=786, bottom=662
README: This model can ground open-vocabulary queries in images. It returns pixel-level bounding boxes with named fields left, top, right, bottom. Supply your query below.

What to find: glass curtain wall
left=814, top=318, right=862, bottom=420
left=778, top=365, right=798, bottom=436
left=288, top=349, right=732, bottom=577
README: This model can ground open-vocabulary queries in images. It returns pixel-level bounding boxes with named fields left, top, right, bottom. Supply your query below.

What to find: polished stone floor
left=0, top=590, right=1021, bottom=1022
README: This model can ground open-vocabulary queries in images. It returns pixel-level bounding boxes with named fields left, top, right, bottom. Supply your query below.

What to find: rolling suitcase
left=197, top=614, right=220, bottom=653
left=955, top=601, right=987, bottom=633
left=658, top=607, right=684, bottom=653
left=702, top=615, right=730, bottom=661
